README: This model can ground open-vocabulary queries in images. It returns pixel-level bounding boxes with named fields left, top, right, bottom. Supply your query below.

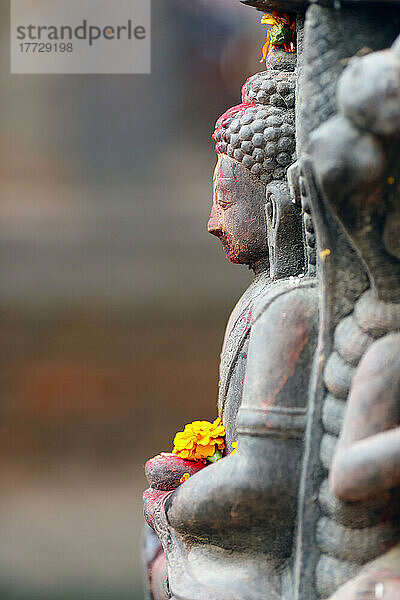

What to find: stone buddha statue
left=143, top=50, right=318, bottom=600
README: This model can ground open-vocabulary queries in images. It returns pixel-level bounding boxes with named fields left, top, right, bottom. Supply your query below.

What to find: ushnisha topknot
left=212, top=67, right=295, bottom=184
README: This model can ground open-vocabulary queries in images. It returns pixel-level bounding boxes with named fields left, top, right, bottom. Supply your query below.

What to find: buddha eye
left=216, top=191, right=233, bottom=209
left=217, top=199, right=233, bottom=210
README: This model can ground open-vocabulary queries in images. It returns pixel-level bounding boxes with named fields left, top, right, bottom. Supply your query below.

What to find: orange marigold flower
left=230, top=441, right=238, bottom=455
left=180, top=472, right=191, bottom=484
left=172, top=417, right=226, bottom=461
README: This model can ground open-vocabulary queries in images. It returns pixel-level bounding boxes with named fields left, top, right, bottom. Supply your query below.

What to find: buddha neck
left=251, top=257, right=270, bottom=278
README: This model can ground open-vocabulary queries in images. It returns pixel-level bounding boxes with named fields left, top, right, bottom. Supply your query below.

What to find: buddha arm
left=330, top=333, right=400, bottom=503
left=167, top=287, right=318, bottom=549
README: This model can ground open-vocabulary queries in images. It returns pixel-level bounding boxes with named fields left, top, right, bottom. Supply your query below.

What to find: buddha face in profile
left=209, top=70, right=296, bottom=268
left=208, top=154, right=268, bottom=266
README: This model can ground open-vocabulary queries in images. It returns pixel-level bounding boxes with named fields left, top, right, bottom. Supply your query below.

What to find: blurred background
left=0, top=1, right=262, bottom=598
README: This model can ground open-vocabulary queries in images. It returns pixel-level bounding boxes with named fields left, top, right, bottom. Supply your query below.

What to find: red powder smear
left=212, top=77, right=255, bottom=140
left=212, top=103, right=249, bottom=140
left=212, top=78, right=256, bottom=142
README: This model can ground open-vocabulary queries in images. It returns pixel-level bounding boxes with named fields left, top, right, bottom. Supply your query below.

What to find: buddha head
left=208, top=66, right=304, bottom=276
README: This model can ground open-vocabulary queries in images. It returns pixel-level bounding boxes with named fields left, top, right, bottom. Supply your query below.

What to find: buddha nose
left=207, top=206, right=221, bottom=236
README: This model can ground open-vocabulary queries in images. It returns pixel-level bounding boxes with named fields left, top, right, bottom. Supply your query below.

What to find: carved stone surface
left=142, top=2, right=400, bottom=599
left=293, top=5, right=400, bottom=599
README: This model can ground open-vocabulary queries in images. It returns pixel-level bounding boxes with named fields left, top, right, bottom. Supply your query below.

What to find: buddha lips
left=172, top=417, right=225, bottom=462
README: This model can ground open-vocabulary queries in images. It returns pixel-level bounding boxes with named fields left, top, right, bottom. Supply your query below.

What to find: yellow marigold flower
left=172, top=417, right=226, bottom=462
left=319, top=248, right=331, bottom=261
left=230, top=441, right=238, bottom=455
left=180, top=472, right=191, bottom=484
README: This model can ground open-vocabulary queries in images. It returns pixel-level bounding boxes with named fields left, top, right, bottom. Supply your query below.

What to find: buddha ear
left=265, top=179, right=305, bottom=280
left=265, top=180, right=296, bottom=231
left=265, top=183, right=277, bottom=233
